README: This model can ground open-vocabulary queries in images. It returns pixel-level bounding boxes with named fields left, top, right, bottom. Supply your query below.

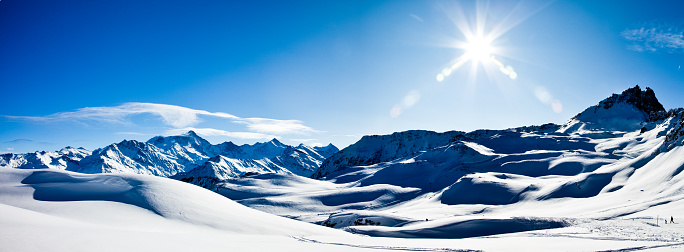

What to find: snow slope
left=3, top=167, right=682, bottom=252
left=0, top=167, right=379, bottom=252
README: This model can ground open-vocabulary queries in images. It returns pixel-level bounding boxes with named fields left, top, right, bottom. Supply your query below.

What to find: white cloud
left=165, top=127, right=276, bottom=140
left=622, top=23, right=684, bottom=53
left=237, top=118, right=319, bottom=135
left=6, top=102, right=318, bottom=137
left=6, top=102, right=238, bottom=128
left=409, top=13, right=424, bottom=23
left=290, top=138, right=323, bottom=147
left=115, top=132, right=148, bottom=136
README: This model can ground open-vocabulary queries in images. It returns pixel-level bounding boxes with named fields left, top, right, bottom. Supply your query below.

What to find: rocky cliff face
left=595, top=85, right=665, bottom=118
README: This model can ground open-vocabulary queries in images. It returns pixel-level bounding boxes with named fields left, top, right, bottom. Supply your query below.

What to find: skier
left=671, top=216, right=674, bottom=224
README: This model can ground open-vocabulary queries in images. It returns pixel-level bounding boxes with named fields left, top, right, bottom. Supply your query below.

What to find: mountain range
left=0, top=130, right=338, bottom=180
left=3, top=85, right=684, bottom=247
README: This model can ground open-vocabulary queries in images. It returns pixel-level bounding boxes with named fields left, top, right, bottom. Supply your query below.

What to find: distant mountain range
left=0, top=130, right=339, bottom=180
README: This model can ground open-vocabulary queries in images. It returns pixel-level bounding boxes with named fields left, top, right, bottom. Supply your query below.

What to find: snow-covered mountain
left=0, top=131, right=337, bottom=180
left=147, top=130, right=217, bottom=167
left=559, top=85, right=666, bottom=133
left=172, top=140, right=339, bottom=188
left=312, top=130, right=465, bottom=179
left=0, top=147, right=90, bottom=170
left=75, top=139, right=186, bottom=177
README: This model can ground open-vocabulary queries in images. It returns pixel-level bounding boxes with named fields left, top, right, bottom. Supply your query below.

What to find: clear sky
left=1, top=0, right=683, bottom=153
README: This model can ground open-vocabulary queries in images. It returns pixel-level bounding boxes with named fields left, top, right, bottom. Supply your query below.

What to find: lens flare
left=490, top=56, right=518, bottom=80
left=552, top=100, right=563, bottom=113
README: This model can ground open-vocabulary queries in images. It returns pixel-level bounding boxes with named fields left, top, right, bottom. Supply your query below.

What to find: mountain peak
left=561, top=86, right=667, bottom=133
left=184, top=130, right=201, bottom=138
left=596, top=85, right=665, bottom=117
left=268, top=138, right=284, bottom=147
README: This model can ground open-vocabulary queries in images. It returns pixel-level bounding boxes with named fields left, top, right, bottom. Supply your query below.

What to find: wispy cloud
left=3, top=139, right=53, bottom=146
left=115, top=132, right=148, bottom=136
left=237, top=118, right=319, bottom=135
left=5, top=102, right=318, bottom=137
left=622, top=23, right=684, bottom=53
left=4, top=139, right=34, bottom=144
left=290, top=138, right=323, bottom=147
left=409, top=13, right=424, bottom=23
left=6, top=103, right=237, bottom=128
left=165, top=127, right=276, bottom=140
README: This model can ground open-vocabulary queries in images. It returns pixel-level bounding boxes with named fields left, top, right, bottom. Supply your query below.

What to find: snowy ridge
left=175, top=155, right=286, bottom=181
left=313, top=130, right=465, bottom=179
left=171, top=143, right=336, bottom=187
left=1, top=131, right=337, bottom=180
left=75, top=140, right=186, bottom=177
left=0, top=147, right=90, bottom=170
left=147, top=130, right=215, bottom=167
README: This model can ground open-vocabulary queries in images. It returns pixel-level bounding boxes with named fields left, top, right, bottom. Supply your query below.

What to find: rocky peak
left=268, top=138, right=285, bottom=147
left=593, top=85, right=665, bottom=120
left=560, top=86, right=667, bottom=133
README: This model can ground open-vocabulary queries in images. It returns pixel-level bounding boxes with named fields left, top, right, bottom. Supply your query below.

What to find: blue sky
left=1, top=0, right=683, bottom=153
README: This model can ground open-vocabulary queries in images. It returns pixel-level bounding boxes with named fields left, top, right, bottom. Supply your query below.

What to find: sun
left=436, top=31, right=519, bottom=82
left=435, top=1, right=538, bottom=83
left=464, top=36, right=493, bottom=63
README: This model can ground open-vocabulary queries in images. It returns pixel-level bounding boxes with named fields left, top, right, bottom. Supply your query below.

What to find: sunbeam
left=435, top=1, right=545, bottom=84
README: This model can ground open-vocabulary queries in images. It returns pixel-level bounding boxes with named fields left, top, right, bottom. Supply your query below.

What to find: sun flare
left=464, top=36, right=493, bottom=62
left=434, top=1, right=538, bottom=83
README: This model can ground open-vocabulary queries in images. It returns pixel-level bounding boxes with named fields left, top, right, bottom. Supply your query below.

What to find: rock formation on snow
left=559, top=85, right=667, bottom=133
